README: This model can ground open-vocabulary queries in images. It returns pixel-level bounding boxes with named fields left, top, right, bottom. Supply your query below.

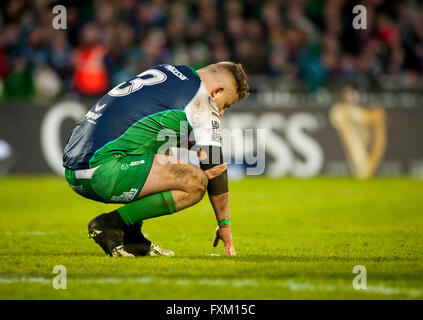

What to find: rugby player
left=63, top=62, right=249, bottom=257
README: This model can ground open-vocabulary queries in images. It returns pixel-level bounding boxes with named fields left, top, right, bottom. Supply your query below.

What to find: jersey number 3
left=108, top=69, right=167, bottom=97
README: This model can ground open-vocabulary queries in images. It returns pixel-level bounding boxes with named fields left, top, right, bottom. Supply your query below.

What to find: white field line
left=2, top=231, right=58, bottom=236
left=0, top=276, right=421, bottom=297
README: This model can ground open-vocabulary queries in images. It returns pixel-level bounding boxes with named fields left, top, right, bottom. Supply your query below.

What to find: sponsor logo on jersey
left=85, top=110, right=103, bottom=124
left=120, top=163, right=129, bottom=170
left=70, top=184, right=84, bottom=193
left=130, top=160, right=145, bottom=166
left=211, top=120, right=221, bottom=143
left=85, top=103, right=106, bottom=124
left=95, top=103, right=107, bottom=112
left=110, top=188, right=139, bottom=202
left=164, top=65, right=188, bottom=80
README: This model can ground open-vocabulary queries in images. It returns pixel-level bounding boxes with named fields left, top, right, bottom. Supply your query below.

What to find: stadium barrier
left=0, top=96, right=422, bottom=178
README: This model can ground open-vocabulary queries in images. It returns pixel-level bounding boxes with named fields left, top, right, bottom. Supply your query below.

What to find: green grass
left=0, top=176, right=422, bottom=299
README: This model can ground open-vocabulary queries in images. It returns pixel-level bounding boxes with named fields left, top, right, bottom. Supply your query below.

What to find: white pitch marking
left=2, top=231, right=58, bottom=236
left=0, top=277, right=50, bottom=284
left=0, top=276, right=421, bottom=297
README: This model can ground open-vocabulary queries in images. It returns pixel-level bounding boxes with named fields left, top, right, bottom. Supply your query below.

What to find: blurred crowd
left=1, top=0, right=423, bottom=102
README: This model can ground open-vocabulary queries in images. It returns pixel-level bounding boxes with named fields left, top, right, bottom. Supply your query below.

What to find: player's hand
left=213, top=226, right=236, bottom=256
left=204, top=163, right=227, bottom=180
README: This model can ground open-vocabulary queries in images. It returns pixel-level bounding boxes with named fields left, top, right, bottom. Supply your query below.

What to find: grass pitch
left=0, top=176, right=422, bottom=300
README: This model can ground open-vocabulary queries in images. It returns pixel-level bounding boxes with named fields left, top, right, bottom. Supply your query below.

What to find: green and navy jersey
left=63, top=64, right=222, bottom=170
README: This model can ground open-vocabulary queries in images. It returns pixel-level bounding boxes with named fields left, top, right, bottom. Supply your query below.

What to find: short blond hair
left=202, top=61, right=250, bottom=101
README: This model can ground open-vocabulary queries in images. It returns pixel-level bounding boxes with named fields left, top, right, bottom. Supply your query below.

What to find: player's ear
left=211, top=87, right=224, bottom=98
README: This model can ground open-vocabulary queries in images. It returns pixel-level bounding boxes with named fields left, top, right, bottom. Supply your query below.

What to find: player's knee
left=198, top=169, right=208, bottom=191
left=190, top=169, right=208, bottom=202
left=194, top=174, right=208, bottom=199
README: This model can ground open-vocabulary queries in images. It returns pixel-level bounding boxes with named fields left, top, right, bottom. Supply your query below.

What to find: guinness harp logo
left=330, top=87, right=387, bottom=178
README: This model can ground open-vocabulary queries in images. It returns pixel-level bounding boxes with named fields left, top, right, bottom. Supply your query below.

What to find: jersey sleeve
left=184, top=84, right=222, bottom=147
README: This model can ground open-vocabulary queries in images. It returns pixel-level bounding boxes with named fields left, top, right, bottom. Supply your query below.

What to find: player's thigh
left=138, top=154, right=207, bottom=198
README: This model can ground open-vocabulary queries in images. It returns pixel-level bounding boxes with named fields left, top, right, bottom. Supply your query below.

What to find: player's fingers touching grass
left=213, top=226, right=236, bottom=256
left=226, top=245, right=236, bottom=256
left=221, top=227, right=236, bottom=256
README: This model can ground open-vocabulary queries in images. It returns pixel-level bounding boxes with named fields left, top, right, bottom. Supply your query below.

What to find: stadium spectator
left=3, top=58, right=34, bottom=99
left=72, top=23, right=108, bottom=95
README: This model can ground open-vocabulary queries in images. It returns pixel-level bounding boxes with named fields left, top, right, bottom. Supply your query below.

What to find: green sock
left=117, top=191, right=177, bottom=225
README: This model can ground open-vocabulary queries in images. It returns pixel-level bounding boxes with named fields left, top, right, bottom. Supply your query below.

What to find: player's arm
left=198, top=146, right=236, bottom=256
left=184, top=85, right=235, bottom=255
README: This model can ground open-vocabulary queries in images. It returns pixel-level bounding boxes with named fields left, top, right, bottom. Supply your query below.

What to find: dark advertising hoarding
left=0, top=100, right=422, bottom=178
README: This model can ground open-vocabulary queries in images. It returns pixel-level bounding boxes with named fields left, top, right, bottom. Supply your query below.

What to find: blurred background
left=0, top=0, right=423, bottom=178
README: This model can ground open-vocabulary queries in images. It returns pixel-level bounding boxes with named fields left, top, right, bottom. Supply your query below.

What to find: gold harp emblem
left=330, top=87, right=387, bottom=178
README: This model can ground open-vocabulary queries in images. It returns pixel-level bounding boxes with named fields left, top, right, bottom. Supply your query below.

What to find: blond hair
left=200, top=62, right=250, bottom=101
